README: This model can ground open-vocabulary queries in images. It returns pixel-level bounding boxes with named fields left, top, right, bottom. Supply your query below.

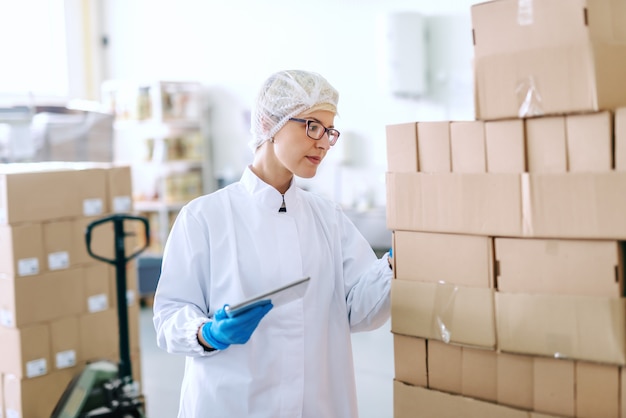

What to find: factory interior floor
left=137, top=305, right=395, bottom=417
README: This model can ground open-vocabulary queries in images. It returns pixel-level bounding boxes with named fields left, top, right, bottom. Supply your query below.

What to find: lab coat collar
left=241, top=166, right=297, bottom=213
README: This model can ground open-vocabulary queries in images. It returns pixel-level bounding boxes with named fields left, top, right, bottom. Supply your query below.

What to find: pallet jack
left=51, top=214, right=150, bottom=418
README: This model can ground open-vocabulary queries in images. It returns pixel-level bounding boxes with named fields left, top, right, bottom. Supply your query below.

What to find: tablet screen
left=224, top=277, right=310, bottom=317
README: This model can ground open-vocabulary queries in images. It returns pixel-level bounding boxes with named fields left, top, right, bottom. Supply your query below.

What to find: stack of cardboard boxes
left=0, top=163, right=142, bottom=417
left=387, top=0, right=626, bottom=417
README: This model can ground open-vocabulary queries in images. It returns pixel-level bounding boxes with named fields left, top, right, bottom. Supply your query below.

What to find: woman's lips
left=306, top=156, right=322, bottom=164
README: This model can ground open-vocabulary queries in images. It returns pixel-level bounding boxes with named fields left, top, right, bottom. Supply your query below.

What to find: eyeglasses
left=289, top=118, right=341, bottom=146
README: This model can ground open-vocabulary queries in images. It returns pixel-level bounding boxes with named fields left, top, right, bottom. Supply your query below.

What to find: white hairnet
left=249, top=70, right=339, bottom=151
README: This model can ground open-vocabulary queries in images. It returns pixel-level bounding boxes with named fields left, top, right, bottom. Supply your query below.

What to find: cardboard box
left=84, top=263, right=112, bottom=313
left=107, top=165, right=133, bottom=213
left=621, top=367, right=626, bottom=418
left=462, top=346, right=497, bottom=402
left=0, top=324, right=50, bottom=378
left=0, top=166, right=77, bottom=225
left=565, top=111, right=612, bottom=172
left=43, top=220, right=74, bottom=271
left=79, top=309, right=119, bottom=362
left=394, top=380, right=529, bottom=418
left=495, top=238, right=623, bottom=297
left=471, top=0, right=626, bottom=120
left=417, top=121, right=451, bottom=173
left=616, top=108, right=626, bottom=171
left=392, top=279, right=496, bottom=348
left=450, top=121, right=486, bottom=173
left=3, top=369, right=76, bottom=418
left=386, top=172, right=522, bottom=236
left=496, top=292, right=626, bottom=364
left=394, top=231, right=494, bottom=288
left=485, top=119, right=526, bottom=173
left=428, top=340, right=462, bottom=394
left=524, top=172, right=626, bottom=239
left=0, top=269, right=83, bottom=328
left=50, top=316, right=80, bottom=370
left=497, top=352, right=534, bottom=410
left=393, top=334, right=427, bottom=387
left=525, top=116, right=567, bottom=173
left=0, top=223, right=44, bottom=278
left=533, top=357, right=575, bottom=417
left=386, top=122, right=419, bottom=172
left=576, top=361, right=620, bottom=418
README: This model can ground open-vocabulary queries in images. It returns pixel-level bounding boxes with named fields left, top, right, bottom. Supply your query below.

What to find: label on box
left=88, top=293, right=109, bottom=312
left=18, top=257, right=39, bottom=276
left=26, top=358, right=47, bottom=378
left=127, top=289, right=136, bottom=306
left=48, top=251, right=69, bottom=270
left=56, top=349, right=77, bottom=369
left=517, top=0, right=533, bottom=25
left=0, top=309, right=14, bottom=327
left=113, top=195, right=132, bottom=213
left=0, top=207, right=6, bottom=224
left=7, top=409, right=19, bottom=418
left=83, top=198, right=104, bottom=216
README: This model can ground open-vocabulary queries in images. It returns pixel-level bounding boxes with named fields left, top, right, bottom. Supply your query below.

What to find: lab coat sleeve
left=339, top=211, right=392, bottom=333
left=152, top=206, right=215, bottom=357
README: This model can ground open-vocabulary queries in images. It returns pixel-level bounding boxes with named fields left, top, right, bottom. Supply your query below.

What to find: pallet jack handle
left=85, top=214, right=150, bottom=383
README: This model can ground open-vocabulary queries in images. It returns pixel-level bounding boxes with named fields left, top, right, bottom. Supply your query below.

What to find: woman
left=153, top=69, right=392, bottom=417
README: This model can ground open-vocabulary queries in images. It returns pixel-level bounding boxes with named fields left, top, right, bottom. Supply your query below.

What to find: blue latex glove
left=201, top=301, right=273, bottom=350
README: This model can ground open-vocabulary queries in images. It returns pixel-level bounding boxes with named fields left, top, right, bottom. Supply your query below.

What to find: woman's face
left=271, top=109, right=336, bottom=179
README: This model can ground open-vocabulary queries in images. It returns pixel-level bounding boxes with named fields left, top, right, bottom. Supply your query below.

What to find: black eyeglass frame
left=288, top=118, right=341, bottom=146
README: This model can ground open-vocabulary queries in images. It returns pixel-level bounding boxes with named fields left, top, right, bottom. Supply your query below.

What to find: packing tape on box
left=521, top=173, right=533, bottom=236
left=516, top=75, right=544, bottom=118
left=432, top=281, right=458, bottom=344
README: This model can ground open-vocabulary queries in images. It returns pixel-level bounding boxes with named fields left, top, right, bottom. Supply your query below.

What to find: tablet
left=224, top=277, right=311, bottom=318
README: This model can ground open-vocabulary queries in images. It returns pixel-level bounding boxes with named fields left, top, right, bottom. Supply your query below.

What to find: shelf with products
left=102, top=79, right=215, bottom=254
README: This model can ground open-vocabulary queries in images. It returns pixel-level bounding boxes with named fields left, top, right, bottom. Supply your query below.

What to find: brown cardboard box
left=495, top=238, right=622, bottom=297
left=497, top=352, right=534, bottom=410
left=485, top=119, right=526, bottom=173
left=3, top=369, right=76, bottom=418
left=393, top=334, right=427, bottom=387
left=109, top=260, right=139, bottom=308
left=394, top=231, right=493, bottom=288
left=108, top=165, right=133, bottom=213
left=576, top=361, right=620, bottom=418
left=565, top=111, right=612, bottom=172
left=0, top=223, right=44, bottom=278
left=0, top=324, right=50, bottom=378
left=621, top=367, right=626, bottom=418
left=84, top=263, right=112, bottom=313
left=0, top=166, right=77, bottom=225
left=417, top=121, right=451, bottom=173
left=75, top=166, right=107, bottom=218
left=394, top=380, right=529, bottom=418
left=0, top=268, right=83, bottom=328
left=450, top=120, right=486, bottom=173
left=524, top=172, right=626, bottom=239
left=533, top=357, right=574, bottom=417
left=386, top=172, right=522, bottom=236
left=462, top=346, right=497, bottom=402
left=428, top=340, right=462, bottom=394
left=615, top=108, right=626, bottom=171
left=79, top=309, right=119, bottom=362
left=496, top=292, right=626, bottom=365
left=471, top=0, right=626, bottom=120
left=525, top=116, right=567, bottom=173
left=127, top=303, right=141, bottom=352
left=50, top=316, right=80, bottom=370
left=43, top=220, right=74, bottom=271
left=385, top=122, right=419, bottom=172
left=391, top=279, right=496, bottom=348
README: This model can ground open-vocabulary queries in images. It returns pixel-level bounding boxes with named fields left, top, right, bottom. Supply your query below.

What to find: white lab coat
left=153, top=167, right=392, bottom=418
